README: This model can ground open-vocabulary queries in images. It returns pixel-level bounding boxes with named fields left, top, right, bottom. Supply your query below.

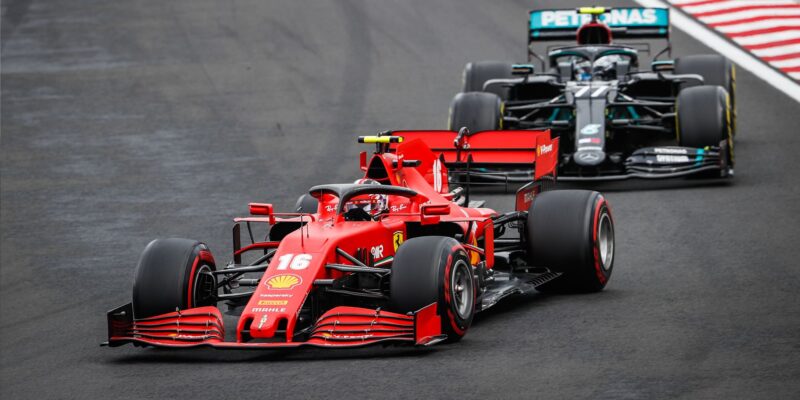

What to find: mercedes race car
left=105, top=130, right=615, bottom=349
left=449, top=6, right=735, bottom=181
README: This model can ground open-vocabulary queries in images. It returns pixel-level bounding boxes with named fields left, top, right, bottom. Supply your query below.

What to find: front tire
left=390, top=236, right=476, bottom=342
left=132, top=238, right=217, bottom=319
left=526, top=190, right=614, bottom=292
left=676, top=86, right=731, bottom=149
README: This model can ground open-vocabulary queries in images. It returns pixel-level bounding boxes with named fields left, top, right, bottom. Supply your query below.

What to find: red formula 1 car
left=105, top=130, right=615, bottom=349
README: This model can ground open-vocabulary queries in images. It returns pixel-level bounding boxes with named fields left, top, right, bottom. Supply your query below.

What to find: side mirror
left=421, top=203, right=450, bottom=216
left=511, top=64, right=535, bottom=75
left=420, top=203, right=450, bottom=226
left=249, top=203, right=275, bottom=224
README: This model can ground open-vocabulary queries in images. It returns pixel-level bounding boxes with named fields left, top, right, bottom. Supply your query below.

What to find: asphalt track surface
left=2, top=0, right=799, bottom=399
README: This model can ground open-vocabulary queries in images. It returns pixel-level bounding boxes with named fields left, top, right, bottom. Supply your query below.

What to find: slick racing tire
left=449, top=91, right=503, bottom=133
left=269, top=194, right=317, bottom=241
left=132, top=238, right=217, bottom=319
left=675, top=54, right=736, bottom=135
left=390, top=236, right=476, bottom=342
left=294, top=193, right=318, bottom=213
left=526, top=190, right=614, bottom=293
left=462, top=61, right=514, bottom=98
left=676, top=85, right=734, bottom=171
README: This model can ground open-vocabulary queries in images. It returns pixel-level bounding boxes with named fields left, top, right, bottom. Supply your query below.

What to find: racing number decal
left=276, top=253, right=312, bottom=270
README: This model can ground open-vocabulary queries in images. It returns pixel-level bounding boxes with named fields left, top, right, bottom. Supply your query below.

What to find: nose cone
left=573, top=150, right=606, bottom=166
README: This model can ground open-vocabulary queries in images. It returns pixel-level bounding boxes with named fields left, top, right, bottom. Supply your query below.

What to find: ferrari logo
left=393, top=231, right=404, bottom=251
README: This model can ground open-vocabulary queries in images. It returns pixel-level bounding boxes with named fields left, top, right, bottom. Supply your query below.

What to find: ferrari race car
left=105, top=130, right=615, bottom=349
left=449, top=6, right=735, bottom=181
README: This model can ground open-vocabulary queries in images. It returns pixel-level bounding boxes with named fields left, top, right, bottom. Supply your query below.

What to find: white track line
left=635, top=0, right=800, bottom=102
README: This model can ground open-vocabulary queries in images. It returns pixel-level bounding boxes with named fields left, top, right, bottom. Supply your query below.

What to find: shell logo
left=265, top=274, right=302, bottom=290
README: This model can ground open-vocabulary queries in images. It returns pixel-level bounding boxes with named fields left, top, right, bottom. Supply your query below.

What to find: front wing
left=105, top=303, right=445, bottom=349
left=560, top=142, right=732, bottom=181
left=436, top=143, right=730, bottom=182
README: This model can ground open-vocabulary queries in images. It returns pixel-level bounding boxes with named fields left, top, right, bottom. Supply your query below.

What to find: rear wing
left=529, top=7, right=670, bottom=42
left=389, top=129, right=559, bottom=181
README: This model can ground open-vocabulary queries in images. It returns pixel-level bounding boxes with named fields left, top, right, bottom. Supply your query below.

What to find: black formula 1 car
left=448, top=6, right=736, bottom=181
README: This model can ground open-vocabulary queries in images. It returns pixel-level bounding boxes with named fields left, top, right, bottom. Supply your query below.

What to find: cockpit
left=549, top=46, right=638, bottom=81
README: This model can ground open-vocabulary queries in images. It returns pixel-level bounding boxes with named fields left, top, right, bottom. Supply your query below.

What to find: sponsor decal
left=257, top=315, right=268, bottom=330
left=579, top=138, right=601, bottom=144
left=258, top=300, right=288, bottom=306
left=537, top=143, right=553, bottom=156
left=265, top=274, right=302, bottom=290
left=654, top=148, right=688, bottom=155
left=321, top=332, right=373, bottom=340
left=577, top=146, right=603, bottom=152
left=524, top=191, right=536, bottom=203
left=532, top=8, right=667, bottom=30
left=656, top=155, right=690, bottom=163
left=324, top=204, right=336, bottom=212
left=393, top=231, right=404, bottom=251
left=390, top=203, right=407, bottom=212
left=580, top=124, right=602, bottom=135
left=469, top=225, right=480, bottom=264
left=251, top=307, right=287, bottom=313
left=260, top=293, right=293, bottom=298
left=370, top=245, right=384, bottom=259
left=576, top=152, right=601, bottom=162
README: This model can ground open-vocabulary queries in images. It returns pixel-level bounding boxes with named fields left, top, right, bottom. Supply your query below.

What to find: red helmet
left=344, top=179, right=388, bottom=217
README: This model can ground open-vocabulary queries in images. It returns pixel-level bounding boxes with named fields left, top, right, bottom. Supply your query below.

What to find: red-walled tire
left=132, top=238, right=217, bottom=319
left=390, top=236, right=476, bottom=342
left=526, top=190, right=614, bottom=292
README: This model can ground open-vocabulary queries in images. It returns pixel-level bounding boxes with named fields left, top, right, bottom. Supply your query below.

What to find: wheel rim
left=450, top=260, right=474, bottom=319
left=597, top=213, right=614, bottom=271
left=192, top=265, right=217, bottom=307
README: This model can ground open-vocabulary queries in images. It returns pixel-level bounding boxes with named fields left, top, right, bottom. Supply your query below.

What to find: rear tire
left=390, top=236, right=476, bottom=342
left=463, top=61, right=513, bottom=98
left=675, top=54, right=736, bottom=135
left=526, top=190, right=614, bottom=292
left=132, top=238, right=217, bottom=318
left=448, top=92, right=503, bottom=133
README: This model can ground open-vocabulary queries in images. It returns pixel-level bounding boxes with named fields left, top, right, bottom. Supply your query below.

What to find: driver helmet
left=574, top=59, right=593, bottom=81
left=593, top=54, right=622, bottom=79
left=344, top=178, right=388, bottom=217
